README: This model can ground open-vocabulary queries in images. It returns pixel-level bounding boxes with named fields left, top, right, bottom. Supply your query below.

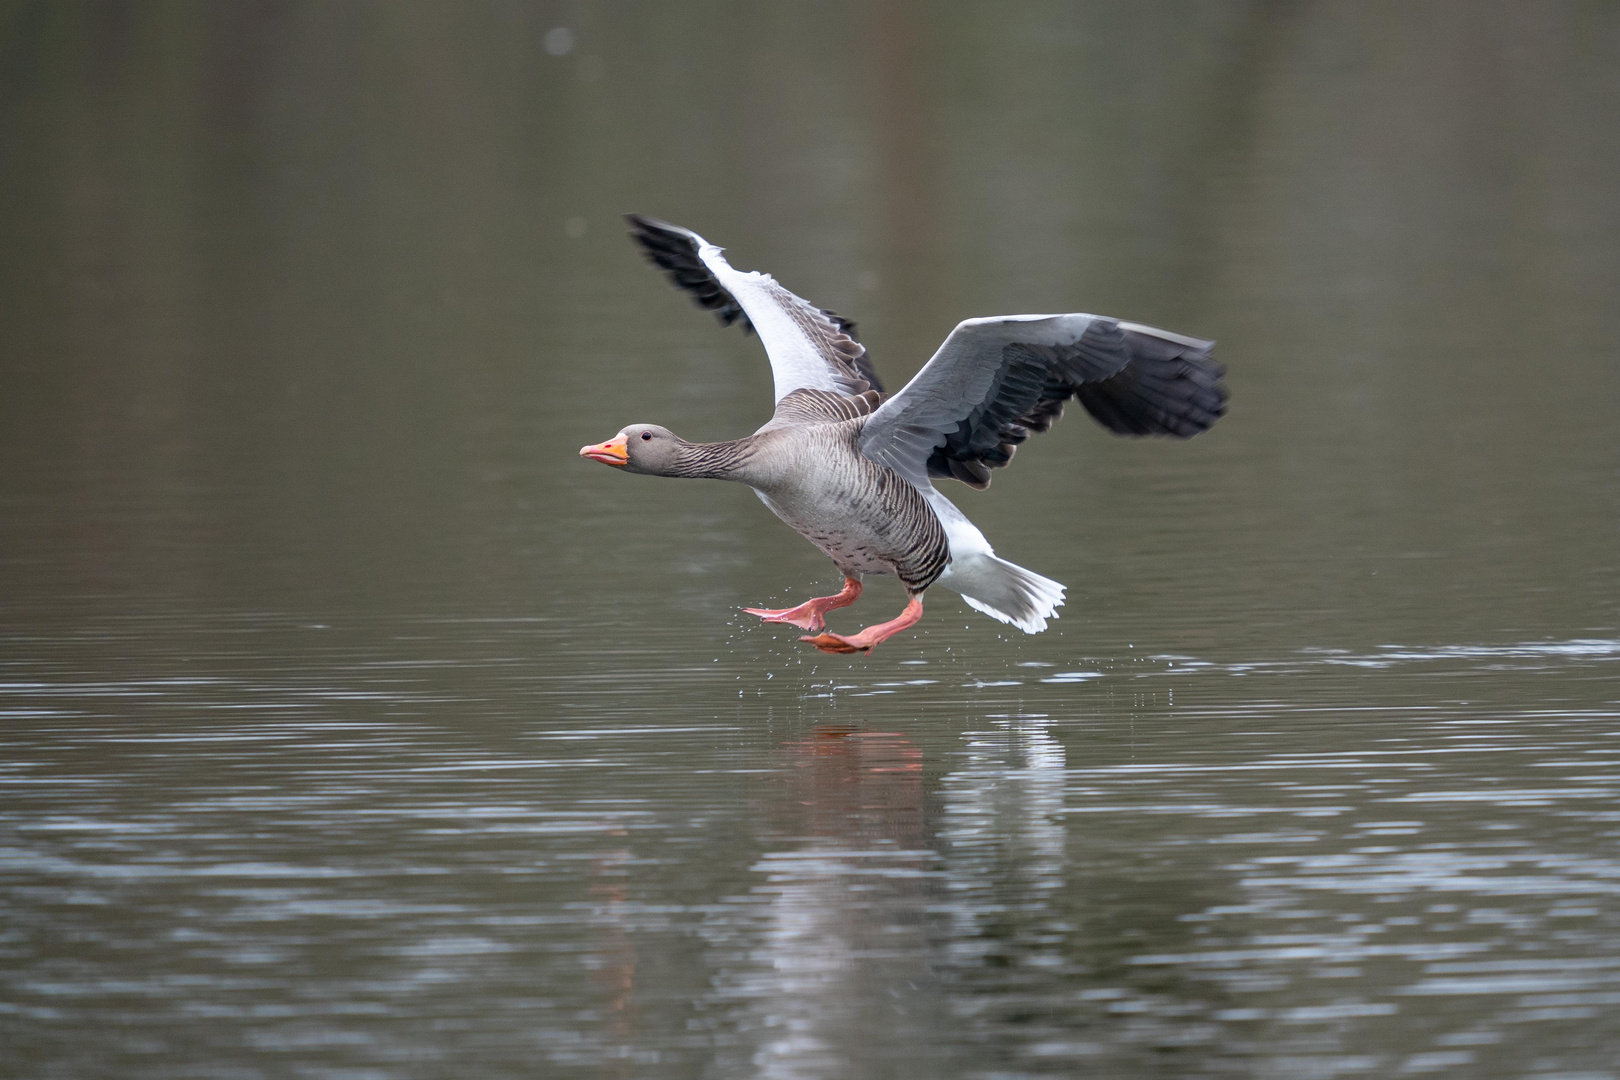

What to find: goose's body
left=580, top=216, right=1227, bottom=654
left=750, top=419, right=949, bottom=588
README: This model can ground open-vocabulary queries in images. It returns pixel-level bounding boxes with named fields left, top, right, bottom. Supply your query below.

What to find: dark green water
left=3, top=4, right=1619, bottom=1077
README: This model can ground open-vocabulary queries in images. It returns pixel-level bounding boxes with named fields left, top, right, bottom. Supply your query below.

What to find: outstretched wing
left=626, top=215, right=883, bottom=403
left=860, top=314, right=1225, bottom=488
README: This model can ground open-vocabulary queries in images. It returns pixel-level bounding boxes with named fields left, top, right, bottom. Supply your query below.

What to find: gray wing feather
left=861, top=314, right=1224, bottom=489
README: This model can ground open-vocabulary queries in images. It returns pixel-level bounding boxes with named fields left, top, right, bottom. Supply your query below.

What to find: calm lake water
left=3, top=4, right=1619, bottom=1078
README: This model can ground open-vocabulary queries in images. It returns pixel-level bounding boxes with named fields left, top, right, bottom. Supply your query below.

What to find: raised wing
left=861, top=314, right=1225, bottom=488
left=626, top=215, right=883, bottom=403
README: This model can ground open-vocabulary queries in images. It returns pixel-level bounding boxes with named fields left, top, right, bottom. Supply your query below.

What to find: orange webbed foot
left=798, top=632, right=869, bottom=655
left=795, top=596, right=924, bottom=656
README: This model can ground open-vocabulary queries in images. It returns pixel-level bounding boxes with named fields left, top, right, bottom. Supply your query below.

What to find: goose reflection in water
left=729, top=720, right=1076, bottom=1076
left=585, top=830, right=638, bottom=1072
left=735, top=726, right=947, bottom=1078
left=939, top=717, right=1070, bottom=972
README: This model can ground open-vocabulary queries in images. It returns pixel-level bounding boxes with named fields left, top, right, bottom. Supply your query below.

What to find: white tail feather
left=918, top=484, right=1065, bottom=634
left=939, top=553, right=1066, bottom=634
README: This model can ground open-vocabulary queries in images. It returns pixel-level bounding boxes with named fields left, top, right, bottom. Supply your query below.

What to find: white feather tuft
left=918, top=484, right=1065, bottom=634
left=947, top=555, right=1066, bottom=634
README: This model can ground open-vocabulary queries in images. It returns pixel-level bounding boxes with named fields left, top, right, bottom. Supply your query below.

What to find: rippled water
left=6, top=618, right=1619, bottom=1077
left=4, top=4, right=1620, bottom=1078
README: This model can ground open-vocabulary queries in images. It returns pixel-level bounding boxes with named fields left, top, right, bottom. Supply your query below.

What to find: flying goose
left=580, top=216, right=1227, bottom=654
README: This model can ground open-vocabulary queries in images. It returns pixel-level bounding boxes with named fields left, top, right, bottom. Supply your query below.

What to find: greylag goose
left=581, top=216, right=1227, bottom=654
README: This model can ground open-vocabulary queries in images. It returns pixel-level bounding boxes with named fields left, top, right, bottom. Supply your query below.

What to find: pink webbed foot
left=800, top=596, right=924, bottom=655
left=744, top=578, right=862, bottom=632
left=742, top=603, right=828, bottom=632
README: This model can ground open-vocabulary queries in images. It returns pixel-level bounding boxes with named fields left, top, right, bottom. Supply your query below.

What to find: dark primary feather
left=1074, top=323, right=1226, bottom=437
left=625, top=214, right=882, bottom=395
left=626, top=214, right=751, bottom=331
left=925, top=320, right=1226, bottom=489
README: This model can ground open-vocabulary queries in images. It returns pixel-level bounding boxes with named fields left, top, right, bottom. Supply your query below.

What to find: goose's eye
left=640, top=431, right=653, bottom=441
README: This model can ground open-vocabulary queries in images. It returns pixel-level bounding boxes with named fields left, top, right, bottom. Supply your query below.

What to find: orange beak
left=579, top=434, right=629, bottom=466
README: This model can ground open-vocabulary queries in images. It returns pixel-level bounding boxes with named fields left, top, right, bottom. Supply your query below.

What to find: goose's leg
left=743, top=578, right=862, bottom=632
left=800, top=595, right=924, bottom=655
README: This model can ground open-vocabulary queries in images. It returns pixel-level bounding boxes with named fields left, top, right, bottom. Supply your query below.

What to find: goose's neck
left=668, top=437, right=760, bottom=482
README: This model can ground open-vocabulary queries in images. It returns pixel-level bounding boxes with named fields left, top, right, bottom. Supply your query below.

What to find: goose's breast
left=754, top=478, right=894, bottom=573
left=753, top=449, right=947, bottom=582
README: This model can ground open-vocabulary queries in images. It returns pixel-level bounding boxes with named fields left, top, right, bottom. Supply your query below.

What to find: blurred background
left=2, top=3, right=1619, bottom=1078
left=3, top=0, right=1616, bottom=637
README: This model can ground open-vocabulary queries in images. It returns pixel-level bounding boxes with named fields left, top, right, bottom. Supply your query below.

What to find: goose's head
left=579, top=424, right=684, bottom=476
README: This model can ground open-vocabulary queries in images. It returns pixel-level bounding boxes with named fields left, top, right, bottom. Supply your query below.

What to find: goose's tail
left=937, top=552, right=1066, bottom=634
left=917, top=485, right=1065, bottom=634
